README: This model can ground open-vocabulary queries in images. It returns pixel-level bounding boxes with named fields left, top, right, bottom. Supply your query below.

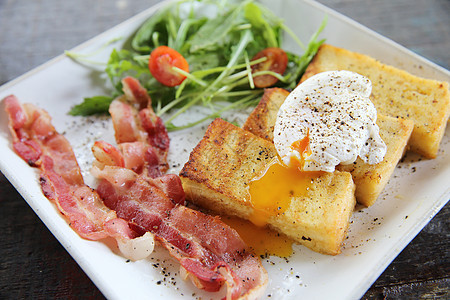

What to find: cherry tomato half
left=251, top=47, right=288, bottom=88
left=148, top=46, right=189, bottom=87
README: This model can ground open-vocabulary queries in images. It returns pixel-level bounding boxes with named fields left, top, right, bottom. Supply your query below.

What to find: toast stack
left=179, top=44, right=448, bottom=256
left=243, top=88, right=414, bottom=206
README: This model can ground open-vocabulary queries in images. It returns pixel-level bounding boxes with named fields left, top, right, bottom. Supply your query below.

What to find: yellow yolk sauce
left=290, top=134, right=312, bottom=169
left=234, top=136, right=321, bottom=257
left=221, top=215, right=294, bottom=257
left=248, top=157, right=321, bottom=227
left=244, top=155, right=322, bottom=257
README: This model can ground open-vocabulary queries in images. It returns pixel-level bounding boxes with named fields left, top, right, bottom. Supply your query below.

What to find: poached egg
left=273, top=70, right=387, bottom=172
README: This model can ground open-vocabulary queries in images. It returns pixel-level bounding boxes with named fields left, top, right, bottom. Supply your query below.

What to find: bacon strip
left=109, top=76, right=170, bottom=177
left=3, top=95, right=154, bottom=259
left=94, top=77, right=268, bottom=298
left=94, top=162, right=267, bottom=299
left=166, top=206, right=268, bottom=299
left=5, top=76, right=268, bottom=298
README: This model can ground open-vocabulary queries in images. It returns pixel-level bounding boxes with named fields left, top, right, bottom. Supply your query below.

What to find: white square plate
left=0, top=0, right=448, bottom=299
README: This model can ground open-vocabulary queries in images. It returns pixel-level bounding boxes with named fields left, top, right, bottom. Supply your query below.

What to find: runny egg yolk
left=290, top=133, right=312, bottom=169
left=221, top=215, right=294, bottom=257
left=248, top=144, right=322, bottom=227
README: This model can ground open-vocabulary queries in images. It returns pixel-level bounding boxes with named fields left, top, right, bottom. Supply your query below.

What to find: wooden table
left=0, top=0, right=448, bottom=298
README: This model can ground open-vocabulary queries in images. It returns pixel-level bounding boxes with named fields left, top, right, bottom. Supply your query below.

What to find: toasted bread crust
left=180, top=118, right=275, bottom=211
left=301, top=44, right=450, bottom=158
left=336, top=115, right=413, bottom=206
left=180, top=119, right=356, bottom=255
left=243, top=88, right=290, bottom=140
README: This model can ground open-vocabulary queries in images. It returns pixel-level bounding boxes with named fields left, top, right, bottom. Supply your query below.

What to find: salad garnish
left=68, top=0, right=327, bottom=131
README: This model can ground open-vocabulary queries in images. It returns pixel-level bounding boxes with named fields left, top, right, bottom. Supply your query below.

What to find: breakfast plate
left=0, top=0, right=449, bottom=299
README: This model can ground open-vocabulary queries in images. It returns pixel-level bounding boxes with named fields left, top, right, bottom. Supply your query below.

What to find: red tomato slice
left=148, top=46, right=189, bottom=87
left=251, top=48, right=288, bottom=88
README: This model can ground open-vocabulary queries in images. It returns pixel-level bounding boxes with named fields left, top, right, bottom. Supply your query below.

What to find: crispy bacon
left=95, top=77, right=268, bottom=298
left=109, top=77, right=170, bottom=177
left=3, top=95, right=154, bottom=260
left=166, top=205, right=268, bottom=299
left=5, top=76, right=268, bottom=299
left=92, top=140, right=162, bottom=178
left=122, top=76, right=170, bottom=157
left=94, top=165, right=267, bottom=299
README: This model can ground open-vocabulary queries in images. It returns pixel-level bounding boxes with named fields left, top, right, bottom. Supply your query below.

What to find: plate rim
left=0, top=0, right=449, bottom=299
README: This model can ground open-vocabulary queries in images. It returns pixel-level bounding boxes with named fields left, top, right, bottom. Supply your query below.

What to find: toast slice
left=300, top=44, right=450, bottom=158
left=180, top=118, right=356, bottom=255
left=337, top=115, right=413, bottom=206
left=243, top=88, right=291, bottom=141
left=243, top=88, right=414, bottom=206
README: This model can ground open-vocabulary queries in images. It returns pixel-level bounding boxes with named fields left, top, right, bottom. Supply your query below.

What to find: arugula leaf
left=189, top=3, right=242, bottom=53
left=69, top=96, right=113, bottom=116
left=131, top=7, right=171, bottom=53
left=283, top=16, right=327, bottom=89
left=186, top=52, right=222, bottom=72
left=106, top=49, right=151, bottom=92
left=244, top=2, right=278, bottom=48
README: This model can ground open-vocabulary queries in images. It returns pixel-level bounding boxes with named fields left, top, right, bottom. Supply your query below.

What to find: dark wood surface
left=0, top=0, right=448, bottom=299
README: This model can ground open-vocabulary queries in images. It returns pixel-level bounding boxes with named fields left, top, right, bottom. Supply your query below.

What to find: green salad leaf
left=69, top=0, right=327, bottom=131
left=69, top=95, right=114, bottom=116
left=189, top=6, right=242, bottom=53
